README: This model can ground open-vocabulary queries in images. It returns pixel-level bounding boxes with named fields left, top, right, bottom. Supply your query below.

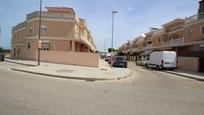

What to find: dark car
left=105, top=56, right=110, bottom=62
left=0, top=54, right=5, bottom=61
left=111, top=56, right=127, bottom=68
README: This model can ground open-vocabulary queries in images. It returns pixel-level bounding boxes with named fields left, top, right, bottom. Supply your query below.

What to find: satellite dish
left=141, top=33, right=146, bottom=38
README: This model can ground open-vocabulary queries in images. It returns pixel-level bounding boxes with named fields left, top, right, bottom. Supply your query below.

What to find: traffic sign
left=38, top=40, right=43, bottom=44
left=38, top=40, right=43, bottom=49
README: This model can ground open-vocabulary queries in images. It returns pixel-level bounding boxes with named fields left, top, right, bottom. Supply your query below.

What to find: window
left=200, top=26, right=204, bottom=35
left=29, top=26, right=33, bottom=32
left=42, top=42, right=49, bottom=50
left=27, top=42, right=31, bottom=49
left=40, top=25, right=47, bottom=32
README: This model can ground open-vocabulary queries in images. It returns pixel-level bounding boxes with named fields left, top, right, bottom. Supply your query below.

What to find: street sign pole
left=37, top=0, right=42, bottom=66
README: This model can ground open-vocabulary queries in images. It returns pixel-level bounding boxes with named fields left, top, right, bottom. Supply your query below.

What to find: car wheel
left=156, top=65, right=160, bottom=70
left=145, top=64, right=149, bottom=68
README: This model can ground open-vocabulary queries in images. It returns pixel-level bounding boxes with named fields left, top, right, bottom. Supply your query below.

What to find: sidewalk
left=165, top=70, right=204, bottom=81
left=6, top=59, right=132, bottom=81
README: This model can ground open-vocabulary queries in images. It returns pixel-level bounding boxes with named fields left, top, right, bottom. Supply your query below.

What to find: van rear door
left=163, top=52, right=177, bottom=68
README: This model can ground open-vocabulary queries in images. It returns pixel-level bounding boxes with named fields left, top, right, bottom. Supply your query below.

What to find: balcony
left=168, top=25, right=183, bottom=32
left=171, top=38, right=184, bottom=45
left=75, top=33, right=96, bottom=51
left=130, top=48, right=140, bottom=53
left=145, top=44, right=153, bottom=49
left=161, top=38, right=184, bottom=47
left=162, top=40, right=171, bottom=47
left=185, top=15, right=198, bottom=24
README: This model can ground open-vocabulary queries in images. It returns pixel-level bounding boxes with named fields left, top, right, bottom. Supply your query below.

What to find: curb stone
left=164, top=71, right=204, bottom=81
left=11, top=68, right=132, bottom=81
left=5, top=59, right=36, bottom=67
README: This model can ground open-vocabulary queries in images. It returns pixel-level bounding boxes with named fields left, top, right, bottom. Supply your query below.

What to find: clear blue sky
left=0, top=0, right=198, bottom=50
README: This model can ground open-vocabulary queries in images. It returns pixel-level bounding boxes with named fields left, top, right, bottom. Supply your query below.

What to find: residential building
left=119, top=0, right=204, bottom=72
left=11, top=7, right=99, bottom=67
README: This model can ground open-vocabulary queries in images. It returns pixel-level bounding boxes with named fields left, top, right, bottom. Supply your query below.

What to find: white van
left=146, top=51, right=177, bottom=70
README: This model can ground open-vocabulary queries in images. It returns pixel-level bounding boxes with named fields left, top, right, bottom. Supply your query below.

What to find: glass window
left=40, top=25, right=47, bottom=32
left=200, top=26, right=204, bottom=35
left=42, top=42, right=49, bottom=50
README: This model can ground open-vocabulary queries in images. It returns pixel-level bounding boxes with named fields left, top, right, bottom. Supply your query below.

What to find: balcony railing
left=185, top=14, right=198, bottom=24
left=168, top=26, right=183, bottom=32
left=171, top=38, right=184, bottom=45
left=145, top=44, right=153, bottom=49
left=162, top=40, right=171, bottom=47
left=161, top=38, right=184, bottom=47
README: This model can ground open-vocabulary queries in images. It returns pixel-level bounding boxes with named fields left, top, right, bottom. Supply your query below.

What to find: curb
left=11, top=68, right=132, bottom=81
left=5, top=59, right=36, bottom=67
left=164, top=71, right=204, bottom=81
left=116, top=69, right=133, bottom=80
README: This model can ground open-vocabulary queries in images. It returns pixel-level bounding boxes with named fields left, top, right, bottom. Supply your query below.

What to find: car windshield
left=116, top=57, right=126, bottom=60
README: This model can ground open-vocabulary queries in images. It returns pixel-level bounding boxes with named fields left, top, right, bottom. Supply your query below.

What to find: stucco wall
left=184, top=21, right=204, bottom=42
left=177, top=56, right=199, bottom=72
left=36, top=51, right=100, bottom=68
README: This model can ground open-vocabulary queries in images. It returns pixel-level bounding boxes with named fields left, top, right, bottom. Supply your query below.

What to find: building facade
left=119, top=0, right=204, bottom=72
left=11, top=7, right=99, bottom=67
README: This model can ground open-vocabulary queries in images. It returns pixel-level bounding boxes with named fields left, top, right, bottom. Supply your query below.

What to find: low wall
left=36, top=51, right=100, bottom=68
left=177, top=56, right=199, bottom=72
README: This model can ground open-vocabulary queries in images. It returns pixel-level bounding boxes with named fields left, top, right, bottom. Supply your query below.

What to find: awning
left=140, top=49, right=154, bottom=56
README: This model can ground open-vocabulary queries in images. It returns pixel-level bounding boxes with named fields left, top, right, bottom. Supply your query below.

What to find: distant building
left=11, top=7, right=99, bottom=67
left=119, top=0, right=204, bottom=72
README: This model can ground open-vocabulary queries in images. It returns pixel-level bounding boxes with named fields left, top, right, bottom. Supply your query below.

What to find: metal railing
left=185, top=14, right=198, bottom=24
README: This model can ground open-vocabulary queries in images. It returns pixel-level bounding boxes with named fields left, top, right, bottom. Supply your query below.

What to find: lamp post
left=111, top=11, right=118, bottom=53
left=37, top=0, right=42, bottom=66
left=111, top=10, right=118, bottom=68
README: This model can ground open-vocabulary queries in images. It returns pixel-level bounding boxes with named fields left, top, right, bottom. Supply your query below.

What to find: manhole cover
left=56, top=69, right=74, bottom=73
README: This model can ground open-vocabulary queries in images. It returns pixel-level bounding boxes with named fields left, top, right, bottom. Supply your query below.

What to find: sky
left=0, top=0, right=198, bottom=50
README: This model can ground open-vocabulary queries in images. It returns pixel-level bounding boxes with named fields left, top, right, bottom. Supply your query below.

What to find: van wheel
left=145, top=64, right=149, bottom=68
left=156, top=65, right=160, bottom=70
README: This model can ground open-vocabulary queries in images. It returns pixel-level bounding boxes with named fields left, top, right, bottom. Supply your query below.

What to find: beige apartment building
left=119, top=0, right=204, bottom=72
left=11, top=7, right=99, bottom=67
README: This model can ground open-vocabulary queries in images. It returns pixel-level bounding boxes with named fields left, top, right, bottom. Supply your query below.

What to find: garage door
left=199, top=58, right=204, bottom=73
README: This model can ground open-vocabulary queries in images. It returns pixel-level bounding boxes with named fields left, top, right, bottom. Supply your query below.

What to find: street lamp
left=111, top=10, right=118, bottom=68
left=37, top=0, right=42, bottom=66
left=111, top=11, right=118, bottom=52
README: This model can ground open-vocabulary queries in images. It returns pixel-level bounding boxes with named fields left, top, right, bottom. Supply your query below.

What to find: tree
left=0, top=47, right=3, bottom=53
left=108, top=48, right=115, bottom=53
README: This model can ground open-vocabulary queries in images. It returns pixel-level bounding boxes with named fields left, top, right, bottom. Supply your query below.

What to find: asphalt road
left=0, top=61, right=204, bottom=115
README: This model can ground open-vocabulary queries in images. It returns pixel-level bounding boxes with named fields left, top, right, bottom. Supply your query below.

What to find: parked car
left=111, top=56, right=127, bottom=68
left=105, top=56, right=110, bottom=62
left=100, top=52, right=107, bottom=59
left=146, top=51, right=177, bottom=70
left=136, top=57, right=147, bottom=66
left=0, top=54, right=5, bottom=61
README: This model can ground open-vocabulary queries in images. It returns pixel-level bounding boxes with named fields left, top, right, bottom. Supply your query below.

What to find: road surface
left=0, top=62, right=204, bottom=115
